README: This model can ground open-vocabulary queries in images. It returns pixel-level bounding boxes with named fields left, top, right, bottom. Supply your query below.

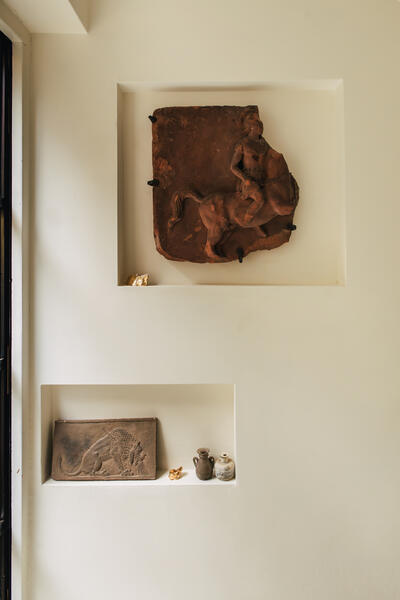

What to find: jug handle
left=193, top=457, right=198, bottom=467
left=210, top=456, right=215, bottom=468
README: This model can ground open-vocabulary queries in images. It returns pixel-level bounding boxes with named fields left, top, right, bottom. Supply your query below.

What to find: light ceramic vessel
left=214, top=453, right=235, bottom=481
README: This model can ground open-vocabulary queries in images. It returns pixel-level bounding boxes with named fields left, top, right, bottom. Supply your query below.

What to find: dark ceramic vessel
left=193, top=448, right=214, bottom=480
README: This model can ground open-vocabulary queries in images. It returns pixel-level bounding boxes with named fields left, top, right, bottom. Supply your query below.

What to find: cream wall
left=27, top=1, right=400, bottom=599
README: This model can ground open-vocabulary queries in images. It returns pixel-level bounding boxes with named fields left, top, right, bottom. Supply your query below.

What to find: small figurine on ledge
left=169, top=466, right=183, bottom=480
left=127, top=273, right=149, bottom=286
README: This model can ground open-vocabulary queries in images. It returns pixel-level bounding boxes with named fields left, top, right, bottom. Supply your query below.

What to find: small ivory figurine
left=169, top=466, right=183, bottom=480
left=127, top=273, right=149, bottom=286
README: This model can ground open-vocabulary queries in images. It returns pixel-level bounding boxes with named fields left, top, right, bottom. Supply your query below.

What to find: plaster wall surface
left=28, top=1, right=400, bottom=599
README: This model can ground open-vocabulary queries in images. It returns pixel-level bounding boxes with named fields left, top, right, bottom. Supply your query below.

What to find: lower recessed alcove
left=41, top=384, right=236, bottom=487
left=117, top=80, right=346, bottom=286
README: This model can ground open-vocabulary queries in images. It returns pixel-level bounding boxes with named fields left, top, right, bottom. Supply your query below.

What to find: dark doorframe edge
left=0, top=29, right=12, bottom=600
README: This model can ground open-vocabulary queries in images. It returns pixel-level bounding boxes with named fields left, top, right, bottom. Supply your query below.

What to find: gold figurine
left=127, top=273, right=149, bottom=286
left=169, top=466, right=183, bottom=480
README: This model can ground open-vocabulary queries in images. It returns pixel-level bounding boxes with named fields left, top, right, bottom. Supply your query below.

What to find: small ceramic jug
left=214, top=453, right=235, bottom=481
left=193, top=448, right=214, bottom=480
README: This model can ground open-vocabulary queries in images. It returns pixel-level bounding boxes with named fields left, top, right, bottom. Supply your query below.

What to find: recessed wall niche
left=117, top=81, right=345, bottom=286
left=41, top=384, right=235, bottom=486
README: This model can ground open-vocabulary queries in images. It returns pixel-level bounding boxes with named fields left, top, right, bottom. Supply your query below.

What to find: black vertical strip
left=0, top=30, right=12, bottom=600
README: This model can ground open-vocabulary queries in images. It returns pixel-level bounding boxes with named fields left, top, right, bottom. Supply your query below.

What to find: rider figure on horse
left=230, top=112, right=270, bottom=225
left=167, top=109, right=298, bottom=262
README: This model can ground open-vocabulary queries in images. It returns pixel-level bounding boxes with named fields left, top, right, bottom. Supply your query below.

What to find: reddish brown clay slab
left=151, top=105, right=299, bottom=263
left=51, top=418, right=157, bottom=481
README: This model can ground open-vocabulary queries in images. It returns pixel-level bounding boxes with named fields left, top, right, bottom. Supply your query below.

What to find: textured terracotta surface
left=151, top=105, right=299, bottom=263
left=51, top=418, right=157, bottom=481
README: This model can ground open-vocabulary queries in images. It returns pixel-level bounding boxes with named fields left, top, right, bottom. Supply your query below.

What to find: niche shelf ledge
left=43, top=469, right=236, bottom=487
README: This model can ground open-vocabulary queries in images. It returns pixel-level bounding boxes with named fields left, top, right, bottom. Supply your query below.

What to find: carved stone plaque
left=51, top=418, right=157, bottom=481
left=151, top=105, right=299, bottom=263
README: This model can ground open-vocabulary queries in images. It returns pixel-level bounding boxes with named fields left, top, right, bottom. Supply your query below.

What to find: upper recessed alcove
left=117, top=80, right=345, bottom=286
